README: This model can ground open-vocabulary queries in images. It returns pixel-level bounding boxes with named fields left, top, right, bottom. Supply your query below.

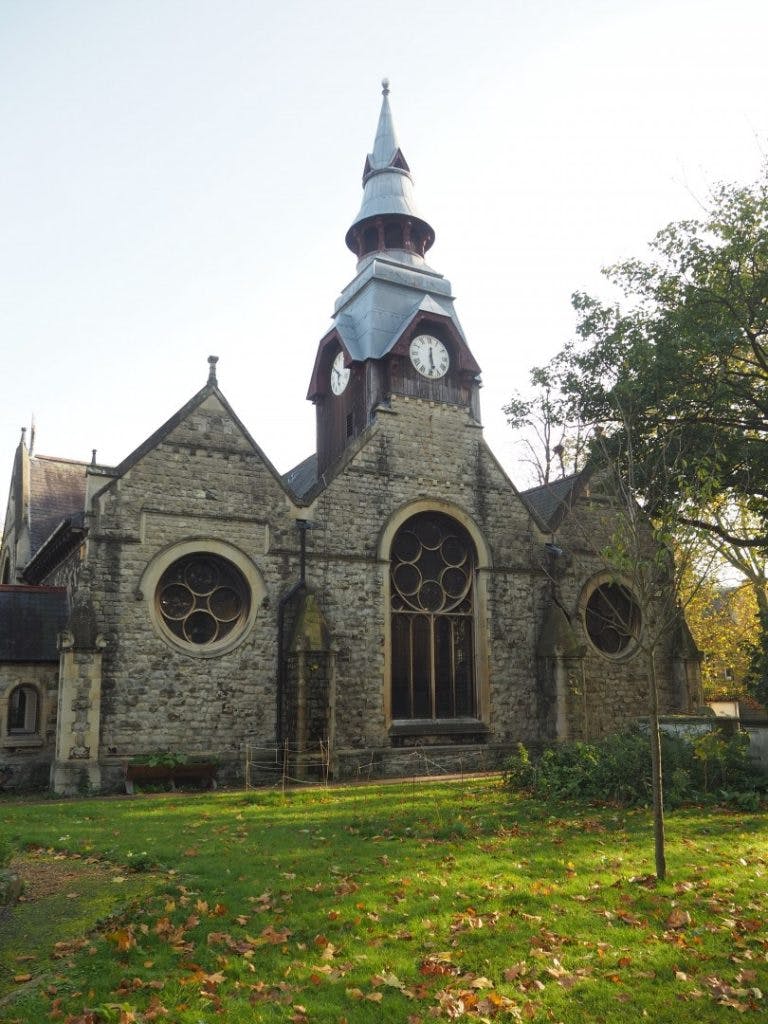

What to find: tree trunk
left=647, top=647, right=666, bottom=880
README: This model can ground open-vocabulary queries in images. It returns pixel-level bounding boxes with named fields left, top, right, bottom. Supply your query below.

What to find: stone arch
left=378, top=500, right=491, bottom=729
left=7, top=683, right=40, bottom=734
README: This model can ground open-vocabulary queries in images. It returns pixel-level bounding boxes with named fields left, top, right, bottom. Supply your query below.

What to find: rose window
left=156, top=553, right=250, bottom=647
left=584, top=582, right=640, bottom=656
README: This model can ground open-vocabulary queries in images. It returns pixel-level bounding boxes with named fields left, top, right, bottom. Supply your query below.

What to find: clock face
left=330, top=350, right=350, bottom=395
left=409, top=334, right=450, bottom=379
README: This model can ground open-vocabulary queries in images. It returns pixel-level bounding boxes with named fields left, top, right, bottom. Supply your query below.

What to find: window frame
left=139, top=539, right=265, bottom=658
left=7, top=684, right=40, bottom=735
left=380, top=502, right=491, bottom=733
left=580, top=575, right=642, bottom=660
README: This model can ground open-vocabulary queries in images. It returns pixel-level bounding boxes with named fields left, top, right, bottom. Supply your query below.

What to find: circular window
left=584, top=582, right=640, bottom=656
left=156, top=553, right=251, bottom=649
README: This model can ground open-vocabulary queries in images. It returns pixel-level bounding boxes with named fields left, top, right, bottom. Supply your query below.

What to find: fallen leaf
left=666, top=908, right=692, bottom=930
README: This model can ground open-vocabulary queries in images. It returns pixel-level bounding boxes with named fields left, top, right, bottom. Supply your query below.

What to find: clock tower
left=307, top=80, right=482, bottom=478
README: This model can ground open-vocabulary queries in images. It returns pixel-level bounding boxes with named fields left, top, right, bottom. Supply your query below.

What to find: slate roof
left=519, top=472, right=589, bottom=532
left=282, top=453, right=318, bottom=501
left=29, top=456, right=88, bottom=557
left=0, top=585, right=68, bottom=662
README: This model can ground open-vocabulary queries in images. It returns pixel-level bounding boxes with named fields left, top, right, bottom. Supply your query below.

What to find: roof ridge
left=32, top=454, right=91, bottom=467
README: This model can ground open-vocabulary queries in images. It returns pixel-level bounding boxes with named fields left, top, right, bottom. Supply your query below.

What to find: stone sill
left=2, top=735, right=44, bottom=750
left=388, top=719, right=489, bottom=738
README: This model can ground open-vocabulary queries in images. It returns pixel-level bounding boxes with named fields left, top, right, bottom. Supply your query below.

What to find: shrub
left=505, top=726, right=765, bottom=807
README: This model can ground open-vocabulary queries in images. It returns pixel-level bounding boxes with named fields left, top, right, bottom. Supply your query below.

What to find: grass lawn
left=0, top=776, right=766, bottom=1022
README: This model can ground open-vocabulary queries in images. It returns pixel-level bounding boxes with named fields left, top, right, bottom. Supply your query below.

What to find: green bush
left=505, top=726, right=765, bottom=807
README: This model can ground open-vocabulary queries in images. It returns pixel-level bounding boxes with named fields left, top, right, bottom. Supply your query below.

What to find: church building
left=0, top=84, right=702, bottom=793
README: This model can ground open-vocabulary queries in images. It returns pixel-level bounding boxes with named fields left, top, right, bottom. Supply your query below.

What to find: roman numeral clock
left=409, top=334, right=450, bottom=379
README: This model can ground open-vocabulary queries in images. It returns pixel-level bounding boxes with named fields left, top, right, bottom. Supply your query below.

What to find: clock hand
left=429, top=347, right=435, bottom=370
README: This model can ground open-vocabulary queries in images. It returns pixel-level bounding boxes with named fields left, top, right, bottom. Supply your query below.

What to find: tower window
left=8, top=685, right=39, bottom=734
left=390, top=512, right=476, bottom=719
left=346, top=413, right=354, bottom=438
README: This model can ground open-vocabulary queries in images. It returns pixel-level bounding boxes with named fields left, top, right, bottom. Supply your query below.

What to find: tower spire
left=345, top=80, right=435, bottom=261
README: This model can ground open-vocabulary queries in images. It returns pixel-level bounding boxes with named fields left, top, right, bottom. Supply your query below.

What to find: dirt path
left=0, top=851, right=156, bottom=1004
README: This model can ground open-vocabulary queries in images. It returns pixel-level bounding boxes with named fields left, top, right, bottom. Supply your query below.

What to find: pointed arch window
left=390, top=512, right=476, bottom=719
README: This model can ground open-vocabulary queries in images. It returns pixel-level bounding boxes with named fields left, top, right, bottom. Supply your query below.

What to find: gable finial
left=207, top=355, right=219, bottom=385
left=381, top=77, right=389, bottom=96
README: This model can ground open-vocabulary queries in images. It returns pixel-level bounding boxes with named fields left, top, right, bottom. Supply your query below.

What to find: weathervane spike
left=381, top=77, right=390, bottom=96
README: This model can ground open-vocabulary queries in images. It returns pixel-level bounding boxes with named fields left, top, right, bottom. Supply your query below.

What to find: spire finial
left=207, top=355, right=219, bottom=385
left=344, top=82, right=435, bottom=259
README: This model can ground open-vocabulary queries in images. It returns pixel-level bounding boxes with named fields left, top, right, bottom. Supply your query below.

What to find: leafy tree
left=681, top=571, right=759, bottom=697
left=545, top=168, right=768, bottom=548
left=520, top=167, right=768, bottom=701
left=510, top=167, right=768, bottom=873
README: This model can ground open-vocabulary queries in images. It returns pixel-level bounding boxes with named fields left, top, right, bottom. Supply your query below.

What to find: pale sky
left=2, top=0, right=767, bottom=514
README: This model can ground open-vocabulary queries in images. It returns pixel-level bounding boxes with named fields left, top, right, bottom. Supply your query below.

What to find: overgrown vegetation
left=1, top=778, right=767, bottom=1022
left=505, top=727, right=766, bottom=808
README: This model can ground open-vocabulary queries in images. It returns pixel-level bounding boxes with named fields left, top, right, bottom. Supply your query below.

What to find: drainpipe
left=275, top=520, right=313, bottom=744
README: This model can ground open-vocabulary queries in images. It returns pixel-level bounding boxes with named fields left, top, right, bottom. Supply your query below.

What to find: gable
left=95, top=386, right=294, bottom=514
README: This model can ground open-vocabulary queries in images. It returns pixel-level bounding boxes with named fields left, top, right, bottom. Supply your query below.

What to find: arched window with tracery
left=390, top=511, right=476, bottom=719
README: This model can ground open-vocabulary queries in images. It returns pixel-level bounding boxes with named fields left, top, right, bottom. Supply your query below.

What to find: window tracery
left=584, top=581, right=640, bottom=656
left=390, top=512, right=476, bottom=719
left=156, top=553, right=250, bottom=648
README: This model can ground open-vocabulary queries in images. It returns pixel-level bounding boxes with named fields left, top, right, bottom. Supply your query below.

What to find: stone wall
left=303, top=396, right=546, bottom=758
left=85, top=395, right=299, bottom=777
left=546, top=492, right=701, bottom=741
left=0, top=662, right=58, bottom=790
left=69, top=389, right=699, bottom=789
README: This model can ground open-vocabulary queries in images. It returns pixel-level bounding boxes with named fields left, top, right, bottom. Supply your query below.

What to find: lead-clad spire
left=345, top=80, right=435, bottom=260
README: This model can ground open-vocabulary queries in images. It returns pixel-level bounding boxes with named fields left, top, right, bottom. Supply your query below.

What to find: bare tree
left=504, top=378, right=588, bottom=487
left=586, top=424, right=720, bottom=878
